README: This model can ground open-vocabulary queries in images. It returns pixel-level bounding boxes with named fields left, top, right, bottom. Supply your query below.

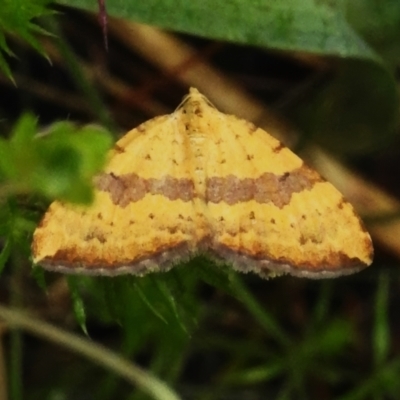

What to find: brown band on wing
left=95, top=173, right=195, bottom=207
left=206, top=164, right=323, bottom=207
left=95, top=165, right=322, bottom=208
left=38, top=241, right=193, bottom=276
left=211, top=244, right=368, bottom=279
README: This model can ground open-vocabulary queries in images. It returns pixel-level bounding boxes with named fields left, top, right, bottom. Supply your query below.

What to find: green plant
left=0, top=1, right=399, bottom=400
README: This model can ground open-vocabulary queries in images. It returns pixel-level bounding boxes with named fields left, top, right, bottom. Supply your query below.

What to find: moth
left=32, top=88, right=373, bottom=278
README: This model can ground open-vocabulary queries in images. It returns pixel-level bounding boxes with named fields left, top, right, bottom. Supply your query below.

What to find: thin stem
left=0, top=305, right=181, bottom=400
left=9, top=255, right=24, bottom=400
left=0, top=325, right=8, bottom=400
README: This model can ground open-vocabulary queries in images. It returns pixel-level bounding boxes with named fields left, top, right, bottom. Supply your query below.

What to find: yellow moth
left=32, top=88, right=373, bottom=278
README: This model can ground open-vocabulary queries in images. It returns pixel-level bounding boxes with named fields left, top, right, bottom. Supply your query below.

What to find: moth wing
left=32, top=115, right=201, bottom=275
left=202, top=112, right=373, bottom=278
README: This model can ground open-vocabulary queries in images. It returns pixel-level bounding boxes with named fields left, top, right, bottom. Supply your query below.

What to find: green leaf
left=31, top=265, right=47, bottom=291
left=311, top=319, right=353, bottom=357
left=10, top=113, right=38, bottom=149
left=67, top=276, right=89, bottom=336
left=224, top=362, right=285, bottom=385
left=0, top=34, right=14, bottom=82
left=0, top=201, right=11, bottom=236
left=0, top=237, right=11, bottom=274
left=60, top=0, right=399, bottom=156
left=0, top=0, right=54, bottom=78
left=0, top=31, right=14, bottom=57
left=35, top=122, right=113, bottom=203
left=345, top=0, right=400, bottom=66
left=152, top=277, right=189, bottom=334
left=373, top=271, right=390, bottom=367
left=61, top=0, right=379, bottom=61
left=191, top=255, right=235, bottom=295
left=134, top=280, right=169, bottom=325
left=0, top=114, right=113, bottom=203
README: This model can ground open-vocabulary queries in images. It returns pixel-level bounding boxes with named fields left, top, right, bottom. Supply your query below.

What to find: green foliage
left=59, top=0, right=399, bottom=154
left=0, top=114, right=113, bottom=203
left=59, top=0, right=379, bottom=61
left=0, top=0, right=399, bottom=399
left=0, top=116, right=112, bottom=277
left=67, top=276, right=89, bottom=335
left=0, top=198, right=38, bottom=278
left=0, top=0, right=54, bottom=80
left=86, top=268, right=201, bottom=338
left=0, top=236, right=11, bottom=274
left=346, top=0, right=400, bottom=66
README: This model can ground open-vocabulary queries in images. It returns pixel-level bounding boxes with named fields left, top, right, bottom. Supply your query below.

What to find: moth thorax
left=188, top=132, right=207, bottom=197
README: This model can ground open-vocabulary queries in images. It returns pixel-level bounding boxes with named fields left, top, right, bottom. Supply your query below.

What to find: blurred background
left=1, top=1, right=400, bottom=399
